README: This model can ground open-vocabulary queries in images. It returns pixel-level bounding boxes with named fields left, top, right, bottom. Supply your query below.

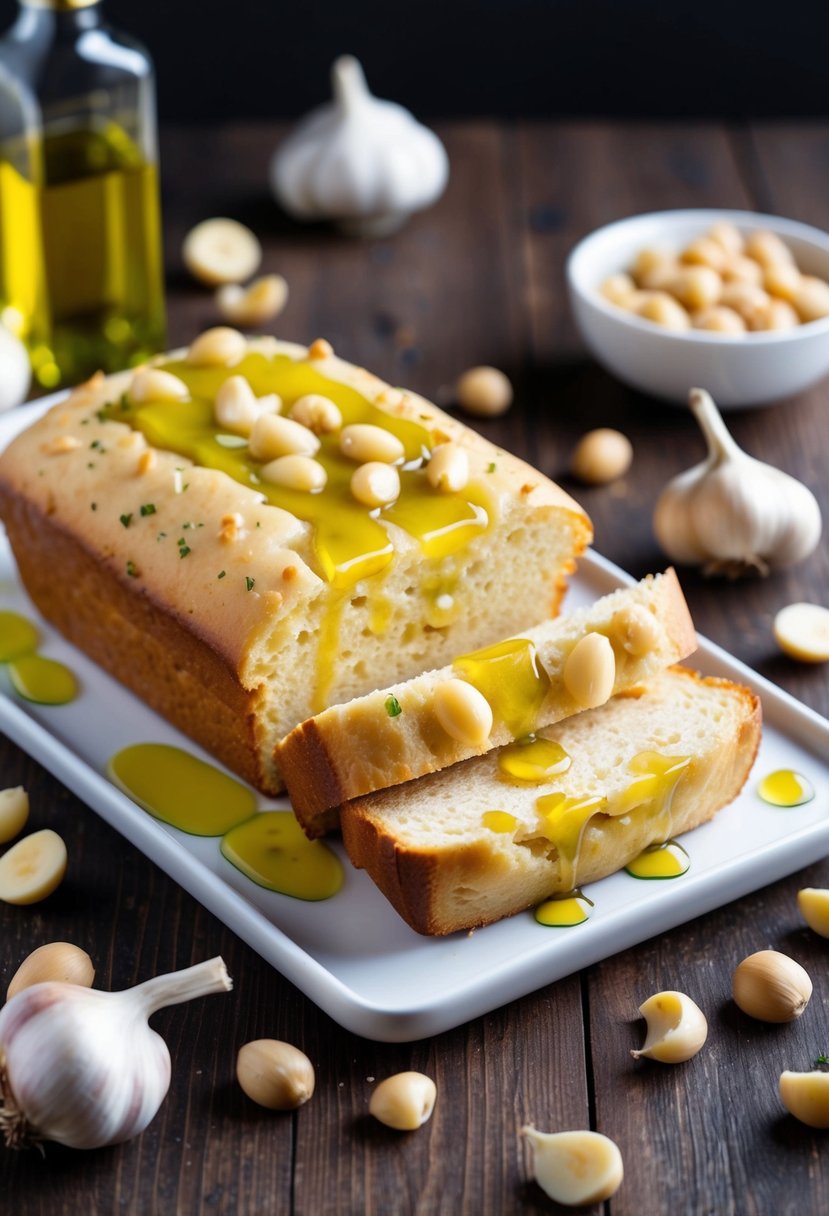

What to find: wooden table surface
left=2, top=120, right=829, bottom=1215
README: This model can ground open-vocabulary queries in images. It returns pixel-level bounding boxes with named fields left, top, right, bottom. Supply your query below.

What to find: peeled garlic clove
left=521, top=1126, right=623, bottom=1206
left=369, top=1071, right=436, bottom=1130
left=8, top=942, right=95, bottom=1001
left=236, top=1039, right=315, bottom=1110
left=774, top=603, right=829, bottom=663
left=456, top=365, right=513, bottom=417
left=797, top=888, right=829, bottom=937
left=216, top=274, right=288, bottom=328
left=570, top=428, right=633, bottom=485
left=0, top=829, right=67, bottom=904
left=0, top=786, right=29, bottom=844
left=732, top=949, right=812, bottom=1022
left=631, top=990, right=708, bottom=1063
left=183, top=218, right=262, bottom=287
left=779, top=1069, right=829, bottom=1128
left=653, top=388, right=822, bottom=577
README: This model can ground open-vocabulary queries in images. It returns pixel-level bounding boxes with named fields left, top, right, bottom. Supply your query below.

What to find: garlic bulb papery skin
left=0, top=956, right=231, bottom=1150
left=271, top=55, right=449, bottom=237
left=653, top=388, right=822, bottom=577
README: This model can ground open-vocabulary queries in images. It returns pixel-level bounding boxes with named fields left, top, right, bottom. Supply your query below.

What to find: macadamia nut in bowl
left=566, top=209, right=829, bottom=407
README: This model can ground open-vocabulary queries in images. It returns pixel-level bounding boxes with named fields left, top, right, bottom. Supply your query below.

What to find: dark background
left=1, top=0, right=828, bottom=123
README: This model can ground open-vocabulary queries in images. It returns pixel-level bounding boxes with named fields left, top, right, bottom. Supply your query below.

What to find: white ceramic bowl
left=566, top=208, right=829, bottom=408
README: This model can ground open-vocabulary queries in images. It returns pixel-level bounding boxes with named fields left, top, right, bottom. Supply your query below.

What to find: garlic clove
left=797, top=888, right=829, bottom=937
left=7, top=942, right=95, bottom=1000
left=631, top=990, right=708, bottom=1063
left=521, top=1126, right=624, bottom=1206
left=216, top=274, right=289, bottom=329
left=183, top=218, right=262, bottom=287
left=236, top=1039, right=315, bottom=1110
left=0, top=956, right=231, bottom=1149
left=369, top=1071, right=436, bottom=1130
left=779, top=1069, right=829, bottom=1128
left=732, top=949, right=812, bottom=1022
left=270, top=56, right=448, bottom=235
left=0, top=828, right=67, bottom=904
left=653, top=387, right=822, bottom=577
left=455, top=365, right=513, bottom=418
left=774, top=603, right=829, bottom=663
left=570, top=428, right=633, bottom=485
left=0, top=785, right=29, bottom=844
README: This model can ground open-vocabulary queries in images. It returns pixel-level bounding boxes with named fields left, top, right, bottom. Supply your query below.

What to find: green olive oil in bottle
left=0, top=61, right=48, bottom=356
left=0, top=0, right=166, bottom=387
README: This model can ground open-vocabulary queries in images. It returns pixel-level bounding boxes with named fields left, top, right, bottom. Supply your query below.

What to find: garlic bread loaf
left=279, top=569, right=696, bottom=836
left=0, top=333, right=591, bottom=793
left=341, top=667, right=761, bottom=935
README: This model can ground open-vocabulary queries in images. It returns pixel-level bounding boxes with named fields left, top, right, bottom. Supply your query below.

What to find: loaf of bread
left=0, top=333, right=591, bottom=794
left=278, top=569, right=697, bottom=836
left=341, top=667, right=762, bottom=935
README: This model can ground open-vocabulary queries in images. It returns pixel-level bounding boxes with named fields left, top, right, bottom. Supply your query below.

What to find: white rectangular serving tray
left=1, top=395, right=827, bottom=1042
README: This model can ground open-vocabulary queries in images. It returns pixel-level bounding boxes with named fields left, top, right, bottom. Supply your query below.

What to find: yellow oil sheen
left=535, top=792, right=607, bottom=890
left=106, top=353, right=490, bottom=590
left=535, top=889, right=593, bottom=927
left=498, top=737, right=571, bottom=785
left=625, top=839, right=690, bottom=879
left=7, top=653, right=77, bottom=704
left=0, top=609, right=39, bottom=661
left=482, top=810, right=517, bottom=834
left=454, top=637, right=551, bottom=738
left=108, top=742, right=256, bottom=836
left=221, top=811, right=343, bottom=900
left=757, top=769, right=815, bottom=808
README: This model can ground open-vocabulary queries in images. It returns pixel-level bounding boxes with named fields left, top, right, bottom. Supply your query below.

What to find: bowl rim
left=566, top=207, right=829, bottom=345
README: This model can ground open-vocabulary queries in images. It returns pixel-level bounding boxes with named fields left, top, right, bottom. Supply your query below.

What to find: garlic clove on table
left=270, top=55, right=449, bottom=237
left=653, top=387, right=822, bottom=577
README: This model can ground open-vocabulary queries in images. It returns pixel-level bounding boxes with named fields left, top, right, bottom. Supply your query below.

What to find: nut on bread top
left=0, top=334, right=590, bottom=682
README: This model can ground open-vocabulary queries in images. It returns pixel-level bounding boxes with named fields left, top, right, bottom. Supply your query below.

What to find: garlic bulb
left=653, top=388, right=822, bottom=577
left=0, top=956, right=231, bottom=1150
left=271, top=56, right=449, bottom=236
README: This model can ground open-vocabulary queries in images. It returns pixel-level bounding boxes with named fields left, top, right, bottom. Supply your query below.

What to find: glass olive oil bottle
left=0, top=0, right=165, bottom=387
left=0, top=61, right=48, bottom=357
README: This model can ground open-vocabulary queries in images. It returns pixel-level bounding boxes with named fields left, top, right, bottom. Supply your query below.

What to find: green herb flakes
left=385, top=694, right=403, bottom=718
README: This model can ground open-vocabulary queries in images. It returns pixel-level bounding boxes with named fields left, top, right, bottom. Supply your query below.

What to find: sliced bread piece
left=341, top=666, right=761, bottom=935
left=278, top=569, right=696, bottom=836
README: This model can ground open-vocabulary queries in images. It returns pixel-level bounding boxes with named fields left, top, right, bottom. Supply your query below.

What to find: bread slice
left=341, top=667, right=761, bottom=935
left=0, top=335, right=591, bottom=794
left=279, top=569, right=697, bottom=836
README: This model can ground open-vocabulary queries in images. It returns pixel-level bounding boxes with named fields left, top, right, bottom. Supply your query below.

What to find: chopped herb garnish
left=91, top=502, right=97, bottom=511
left=245, top=576, right=255, bottom=592
left=87, top=462, right=96, bottom=469
left=119, top=513, right=133, bottom=528
left=157, top=531, right=167, bottom=541
left=126, top=560, right=138, bottom=578
left=90, top=439, right=102, bottom=450
left=217, top=570, right=226, bottom=580
left=140, top=503, right=156, bottom=516
left=179, top=545, right=191, bottom=559
left=815, top=1054, right=829, bottom=1070
left=487, top=461, right=496, bottom=473
left=385, top=694, right=403, bottom=718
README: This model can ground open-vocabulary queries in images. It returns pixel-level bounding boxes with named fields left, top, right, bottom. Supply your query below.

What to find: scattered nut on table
left=570, top=427, right=633, bottom=484
left=369, top=1071, right=436, bottom=1129
left=732, top=949, right=812, bottom=1023
left=455, top=365, right=513, bottom=417
left=236, top=1039, right=316, bottom=1110
left=521, top=1126, right=623, bottom=1206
